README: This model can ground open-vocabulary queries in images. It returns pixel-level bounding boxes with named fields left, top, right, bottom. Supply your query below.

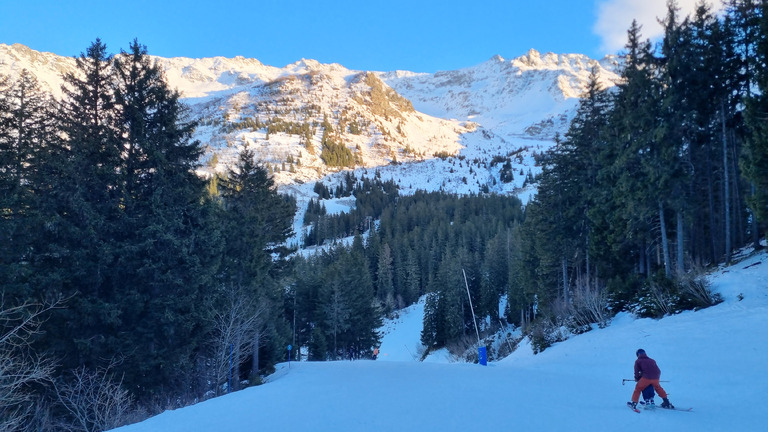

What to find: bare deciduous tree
left=208, top=285, right=268, bottom=395
left=0, top=298, right=58, bottom=432
left=54, top=361, right=133, bottom=432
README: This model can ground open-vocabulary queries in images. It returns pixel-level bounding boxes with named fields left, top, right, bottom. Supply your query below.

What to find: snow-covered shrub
left=487, top=327, right=522, bottom=360
left=569, top=277, right=611, bottom=330
left=630, top=270, right=721, bottom=318
left=528, top=318, right=569, bottom=354
left=630, top=276, right=679, bottom=318
left=675, top=271, right=723, bottom=310
left=446, top=334, right=479, bottom=359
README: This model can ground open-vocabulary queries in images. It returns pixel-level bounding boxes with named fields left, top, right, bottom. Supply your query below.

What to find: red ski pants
left=632, top=378, right=668, bottom=402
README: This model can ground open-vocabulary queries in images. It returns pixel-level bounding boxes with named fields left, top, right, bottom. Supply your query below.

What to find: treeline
left=303, top=172, right=398, bottom=246
left=297, top=183, right=523, bottom=355
left=298, top=0, right=768, bottom=358
left=0, top=40, right=295, bottom=430
left=319, top=115, right=360, bottom=167
left=511, top=1, right=768, bottom=351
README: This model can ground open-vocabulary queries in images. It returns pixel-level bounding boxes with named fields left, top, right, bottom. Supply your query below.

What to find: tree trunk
left=233, top=335, right=242, bottom=391
left=659, top=201, right=671, bottom=277
left=721, top=106, right=731, bottom=264
left=585, top=231, right=591, bottom=289
left=562, top=255, right=568, bottom=303
left=676, top=210, right=684, bottom=275
left=751, top=184, right=762, bottom=249
left=707, top=165, right=718, bottom=264
left=250, top=329, right=261, bottom=379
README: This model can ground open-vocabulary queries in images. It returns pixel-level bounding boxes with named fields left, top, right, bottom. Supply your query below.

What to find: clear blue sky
left=0, top=1, right=715, bottom=73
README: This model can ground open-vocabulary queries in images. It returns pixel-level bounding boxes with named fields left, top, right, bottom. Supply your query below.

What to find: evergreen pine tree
left=217, top=144, right=295, bottom=379
left=39, top=39, right=123, bottom=375
left=608, top=20, right=665, bottom=280
left=376, top=243, right=396, bottom=313
left=743, top=0, right=768, bottom=240
left=0, top=71, right=56, bottom=302
left=106, top=40, right=221, bottom=399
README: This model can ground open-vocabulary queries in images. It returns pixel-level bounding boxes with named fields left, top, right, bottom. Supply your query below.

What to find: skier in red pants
left=628, top=349, right=674, bottom=410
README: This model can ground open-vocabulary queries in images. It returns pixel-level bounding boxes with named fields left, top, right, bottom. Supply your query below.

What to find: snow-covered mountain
left=0, top=43, right=620, bottom=248
left=384, top=50, right=619, bottom=139
left=110, top=247, right=768, bottom=432
left=0, top=43, right=619, bottom=192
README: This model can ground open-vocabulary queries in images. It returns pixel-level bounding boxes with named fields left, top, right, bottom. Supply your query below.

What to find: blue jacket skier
left=641, top=384, right=656, bottom=407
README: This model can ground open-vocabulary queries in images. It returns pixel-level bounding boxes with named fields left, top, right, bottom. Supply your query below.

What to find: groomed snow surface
left=113, top=250, right=768, bottom=432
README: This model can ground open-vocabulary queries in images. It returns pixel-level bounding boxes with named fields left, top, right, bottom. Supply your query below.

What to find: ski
left=663, top=407, right=693, bottom=412
left=630, top=403, right=692, bottom=413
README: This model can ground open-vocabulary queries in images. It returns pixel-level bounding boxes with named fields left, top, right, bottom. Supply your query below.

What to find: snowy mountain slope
left=383, top=49, right=620, bottom=140
left=0, top=43, right=76, bottom=99
left=0, top=44, right=618, bottom=191
left=112, top=249, right=768, bottom=432
left=189, top=68, right=467, bottom=184
left=1, top=43, right=622, bottom=250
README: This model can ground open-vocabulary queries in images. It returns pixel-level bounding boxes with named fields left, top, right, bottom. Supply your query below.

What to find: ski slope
left=113, top=249, right=768, bottom=432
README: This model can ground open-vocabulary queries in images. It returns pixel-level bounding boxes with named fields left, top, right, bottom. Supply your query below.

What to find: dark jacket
left=634, top=353, right=661, bottom=380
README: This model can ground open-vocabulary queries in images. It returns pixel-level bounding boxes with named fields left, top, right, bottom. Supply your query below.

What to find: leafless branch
left=54, top=360, right=133, bottom=432
left=0, top=297, right=62, bottom=431
left=570, top=276, right=610, bottom=328
left=206, top=285, right=268, bottom=395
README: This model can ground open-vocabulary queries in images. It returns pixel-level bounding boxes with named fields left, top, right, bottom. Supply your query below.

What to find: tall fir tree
left=607, top=20, right=665, bottom=282
left=107, top=40, right=221, bottom=399
left=0, top=70, right=56, bottom=303
left=216, top=144, right=295, bottom=380
left=39, top=39, right=122, bottom=373
left=743, top=1, right=768, bottom=240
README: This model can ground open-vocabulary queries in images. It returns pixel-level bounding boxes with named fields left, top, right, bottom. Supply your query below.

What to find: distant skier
left=373, top=347, right=379, bottom=360
left=628, top=349, right=674, bottom=410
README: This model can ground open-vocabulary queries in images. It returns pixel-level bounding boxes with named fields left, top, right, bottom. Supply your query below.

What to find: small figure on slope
left=627, top=349, right=674, bottom=411
left=640, top=384, right=656, bottom=408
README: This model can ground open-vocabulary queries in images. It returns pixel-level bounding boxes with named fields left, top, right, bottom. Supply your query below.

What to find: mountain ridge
left=0, top=43, right=620, bottom=204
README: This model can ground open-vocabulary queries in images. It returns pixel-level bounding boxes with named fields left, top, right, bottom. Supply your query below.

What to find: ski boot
left=627, top=401, right=638, bottom=410
left=641, top=398, right=655, bottom=409
left=660, top=398, right=674, bottom=409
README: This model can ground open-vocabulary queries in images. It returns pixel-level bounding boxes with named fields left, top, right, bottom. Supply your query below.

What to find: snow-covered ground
left=113, top=249, right=768, bottom=432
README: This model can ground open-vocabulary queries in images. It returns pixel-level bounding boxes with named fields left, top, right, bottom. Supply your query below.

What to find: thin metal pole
left=293, top=291, right=297, bottom=361
left=462, top=269, right=481, bottom=345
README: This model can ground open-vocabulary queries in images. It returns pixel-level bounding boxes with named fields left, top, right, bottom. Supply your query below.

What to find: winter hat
left=636, top=349, right=646, bottom=356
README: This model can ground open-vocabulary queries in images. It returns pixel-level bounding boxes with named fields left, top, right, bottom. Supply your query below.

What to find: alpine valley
left=4, top=34, right=768, bottom=432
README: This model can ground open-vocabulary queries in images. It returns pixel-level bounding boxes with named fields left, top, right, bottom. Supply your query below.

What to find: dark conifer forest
left=2, top=1, right=768, bottom=430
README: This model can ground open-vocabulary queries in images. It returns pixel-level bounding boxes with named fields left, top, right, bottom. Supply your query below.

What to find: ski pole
left=622, top=379, right=670, bottom=385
